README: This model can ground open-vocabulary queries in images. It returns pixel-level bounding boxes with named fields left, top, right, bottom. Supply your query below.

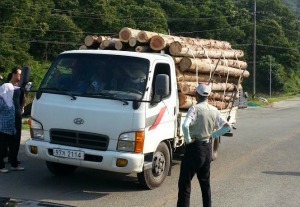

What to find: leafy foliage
left=0, top=0, right=299, bottom=98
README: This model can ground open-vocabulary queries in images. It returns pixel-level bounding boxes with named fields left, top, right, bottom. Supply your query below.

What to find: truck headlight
left=117, top=131, right=144, bottom=153
left=29, top=118, right=44, bottom=140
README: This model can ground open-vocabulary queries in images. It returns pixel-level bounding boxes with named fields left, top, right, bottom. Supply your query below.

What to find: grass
left=247, top=93, right=300, bottom=107
left=22, top=118, right=30, bottom=130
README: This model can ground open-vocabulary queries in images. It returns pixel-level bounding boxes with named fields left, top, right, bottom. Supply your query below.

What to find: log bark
left=115, top=40, right=125, bottom=50
left=119, top=27, right=141, bottom=43
left=179, top=93, right=230, bottom=110
left=180, top=56, right=247, bottom=71
left=178, top=81, right=242, bottom=95
left=210, top=91, right=235, bottom=102
left=169, top=41, right=244, bottom=59
left=137, top=30, right=159, bottom=43
left=179, top=59, right=250, bottom=78
left=210, top=58, right=247, bottom=69
left=173, top=57, right=183, bottom=64
left=176, top=71, right=212, bottom=83
left=96, top=36, right=111, bottom=43
left=128, top=37, right=137, bottom=47
left=135, top=46, right=152, bottom=52
left=149, top=35, right=174, bottom=51
left=100, top=39, right=119, bottom=49
left=79, top=45, right=88, bottom=50
left=176, top=70, right=239, bottom=83
left=150, top=35, right=232, bottom=51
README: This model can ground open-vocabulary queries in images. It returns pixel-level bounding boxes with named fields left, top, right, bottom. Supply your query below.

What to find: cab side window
left=150, top=63, right=171, bottom=105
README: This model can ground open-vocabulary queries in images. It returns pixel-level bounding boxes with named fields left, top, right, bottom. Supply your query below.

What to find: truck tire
left=137, top=142, right=170, bottom=190
left=211, top=137, right=220, bottom=161
left=46, top=161, right=77, bottom=176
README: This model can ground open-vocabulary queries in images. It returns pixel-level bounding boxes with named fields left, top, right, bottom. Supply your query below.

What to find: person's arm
left=211, top=113, right=232, bottom=139
left=211, top=124, right=232, bottom=139
left=182, top=106, right=196, bottom=144
left=182, top=117, right=193, bottom=144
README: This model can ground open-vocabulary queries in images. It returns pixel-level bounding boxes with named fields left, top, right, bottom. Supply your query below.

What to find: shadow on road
left=262, top=171, right=300, bottom=176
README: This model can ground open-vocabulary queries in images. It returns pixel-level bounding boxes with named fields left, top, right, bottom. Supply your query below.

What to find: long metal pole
left=269, top=56, right=272, bottom=98
left=253, top=0, right=257, bottom=95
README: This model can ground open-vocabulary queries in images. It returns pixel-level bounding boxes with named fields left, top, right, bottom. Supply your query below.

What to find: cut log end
left=169, top=41, right=183, bottom=56
left=150, top=36, right=166, bottom=51
left=137, top=31, right=148, bottom=43
left=79, top=45, right=88, bottom=50
left=128, top=38, right=137, bottom=47
left=84, top=35, right=99, bottom=47
left=119, top=27, right=131, bottom=42
left=115, top=41, right=123, bottom=50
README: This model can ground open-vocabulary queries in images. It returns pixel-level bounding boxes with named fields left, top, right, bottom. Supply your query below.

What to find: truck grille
left=50, top=129, right=109, bottom=151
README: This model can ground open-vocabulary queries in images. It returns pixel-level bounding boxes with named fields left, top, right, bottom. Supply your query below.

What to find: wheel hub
left=153, top=152, right=165, bottom=176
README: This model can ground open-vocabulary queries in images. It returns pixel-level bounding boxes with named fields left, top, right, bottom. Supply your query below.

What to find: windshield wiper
left=87, top=92, right=129, bottom=105
left=39, top=87, right=77, bottom=100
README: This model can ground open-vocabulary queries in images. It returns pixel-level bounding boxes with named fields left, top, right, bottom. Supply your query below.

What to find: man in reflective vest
left=177, top=83, right=231, bottom=207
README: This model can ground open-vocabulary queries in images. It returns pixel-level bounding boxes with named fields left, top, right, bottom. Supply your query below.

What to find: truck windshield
left=39, top=53, right=149, bottom=100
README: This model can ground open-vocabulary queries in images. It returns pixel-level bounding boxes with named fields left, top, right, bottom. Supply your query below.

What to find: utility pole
left=269, top=56, right=272, bottom=98
left=253, top=0, right=257, bottom=95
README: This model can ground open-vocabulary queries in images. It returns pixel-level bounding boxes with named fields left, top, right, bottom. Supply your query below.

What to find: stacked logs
left=79, top=27, right=249, bottom=110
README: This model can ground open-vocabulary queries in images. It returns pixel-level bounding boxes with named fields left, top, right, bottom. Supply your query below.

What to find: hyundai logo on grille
left=74, top=118, right=84, bottom=125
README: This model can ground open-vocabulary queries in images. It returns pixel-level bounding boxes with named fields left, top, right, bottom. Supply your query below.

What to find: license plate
left=53, top=148, right=84, bottom=160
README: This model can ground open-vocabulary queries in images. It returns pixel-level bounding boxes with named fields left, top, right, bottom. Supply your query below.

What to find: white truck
left=24, top=49, right=237, bottom=189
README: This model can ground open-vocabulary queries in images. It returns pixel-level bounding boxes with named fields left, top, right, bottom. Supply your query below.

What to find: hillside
left=281, top=0, right=300, bottom=19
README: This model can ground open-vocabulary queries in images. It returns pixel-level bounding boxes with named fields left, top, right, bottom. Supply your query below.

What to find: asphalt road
left=1, top=98, right=300, bottom=207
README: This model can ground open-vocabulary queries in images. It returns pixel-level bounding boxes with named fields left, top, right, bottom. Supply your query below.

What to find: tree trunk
left=179, top=58, right=250, bottom=78
left=180, top=56, right=247, bottom=70
left=128, top=37, right=138, bottom=47
left=149, top=35, right=173, bottom=51
left=96, top=35, right=111, bottom=43
left=100, top=39, right=119, bottom=49
left=169, top=41, right=244, bottom=59
left=150, top=35, right=233, bottom=51
left=137, top=30, right=159, bottom=43
left=115, top=40, right=126, bottom=50
left=210, top=91, right=235, bottom=102
left=119, top=27, right=141, bottom=43
left=173, top=57, right=183, bottom=64
left=176, top=70, right=239, bottom=83
left=179, top=93, right=230, bottom=110
left=135, top=46, right=152, bottom=52
left=178, top=81, right=242, bottom=95
left=84, top=35, right=100, bottom=48
left=79, top=45, right=87, bottom=50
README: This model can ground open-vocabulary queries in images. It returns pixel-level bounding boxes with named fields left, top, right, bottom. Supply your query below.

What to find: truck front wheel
left=46, top=161, right=77, bottom=176
left=137, top=142, right=170, bottom=190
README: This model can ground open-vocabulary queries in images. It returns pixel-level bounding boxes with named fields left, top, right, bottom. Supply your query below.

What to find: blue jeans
left=177, top=140, right=212, bottom=207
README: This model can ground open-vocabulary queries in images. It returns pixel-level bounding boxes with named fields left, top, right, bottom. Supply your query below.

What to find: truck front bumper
left=25, top=139, right=144, bottom=173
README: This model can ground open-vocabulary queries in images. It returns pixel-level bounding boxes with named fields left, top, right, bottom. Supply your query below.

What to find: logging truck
left=24, top=49, right=238, bottom=189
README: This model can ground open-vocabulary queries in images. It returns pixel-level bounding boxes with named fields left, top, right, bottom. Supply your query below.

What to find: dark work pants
left=177, top=140, right=212, bottom=207
left=14, top=114, right=22, bottom=159
left=0, top=132, right=18, bottom=168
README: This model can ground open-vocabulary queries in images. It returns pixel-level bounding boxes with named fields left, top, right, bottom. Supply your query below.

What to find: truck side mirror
left=20, top=66, right=31, bottom=87
left=155, top=74, right=169, bottom=96
left=25, top=82, right=33, bottom=91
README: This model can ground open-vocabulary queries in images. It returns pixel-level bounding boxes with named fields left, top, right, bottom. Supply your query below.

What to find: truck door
left=144, top=61, right=177, bottom=152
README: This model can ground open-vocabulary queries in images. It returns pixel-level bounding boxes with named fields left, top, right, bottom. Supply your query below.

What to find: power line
left=0, top=37, right=81, bottom=46
left=257, top=44, right=298, bottom=50
left=0, top=25, right=116, bottom=36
